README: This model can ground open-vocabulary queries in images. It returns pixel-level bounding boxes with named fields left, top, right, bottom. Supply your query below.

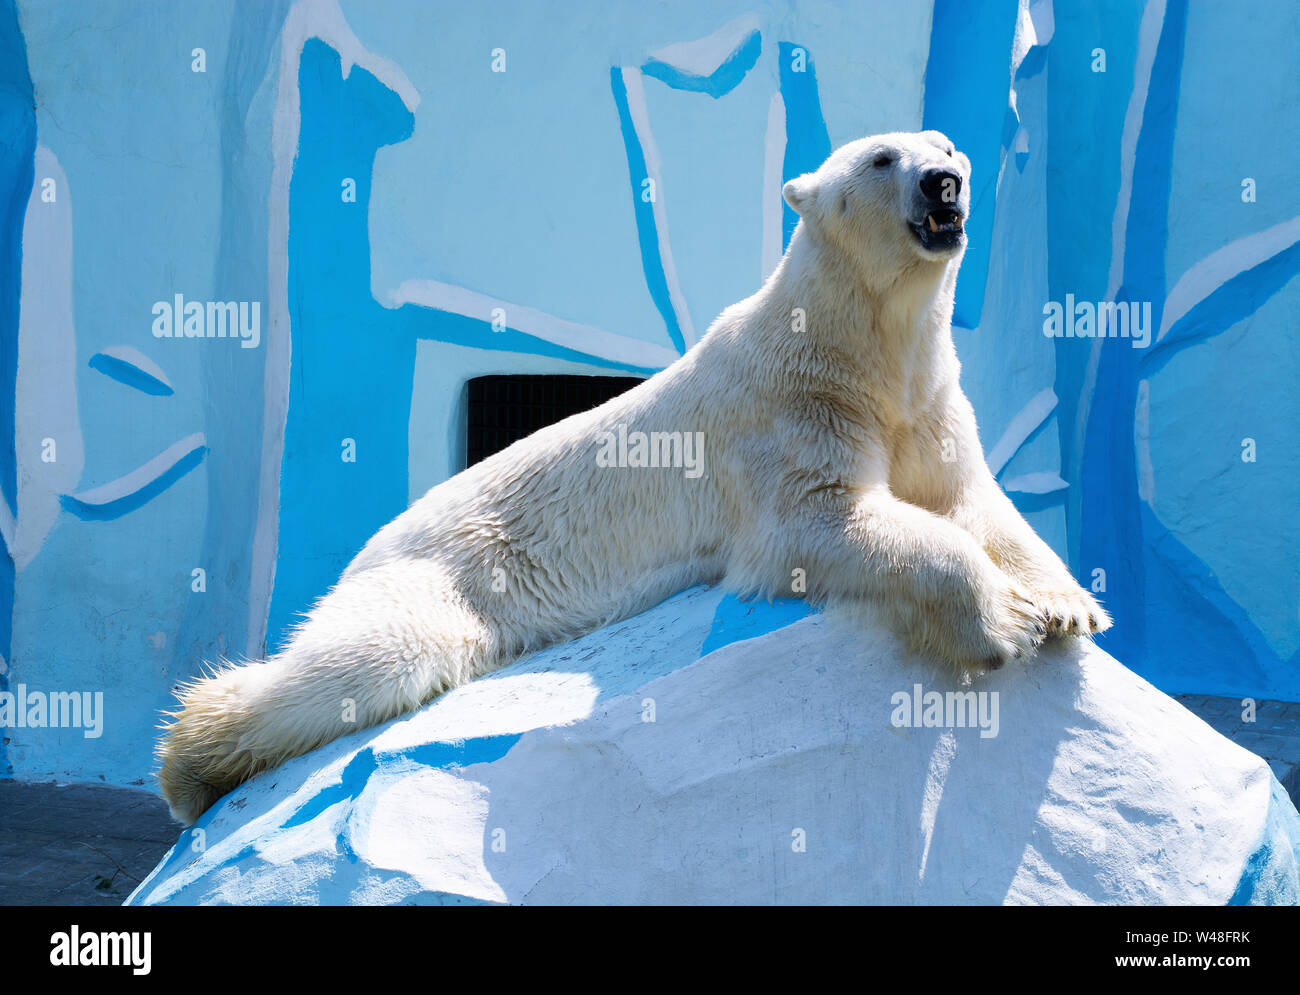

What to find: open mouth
left=910, top=208, right=965, bottom=251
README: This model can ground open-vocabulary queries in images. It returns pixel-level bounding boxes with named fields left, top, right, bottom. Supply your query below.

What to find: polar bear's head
left=782, top=130, right=972, bottom=284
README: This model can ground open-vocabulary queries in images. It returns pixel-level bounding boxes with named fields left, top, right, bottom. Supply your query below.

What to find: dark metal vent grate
left=466, top=374, right=642, bottom=468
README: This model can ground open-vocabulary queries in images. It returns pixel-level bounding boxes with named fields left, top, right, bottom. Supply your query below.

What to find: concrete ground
left=0, top=779, right=177, bottom=906
left=0, top=695, right=1297, bottom=906
left=1174, top=694, right=1300, bottom=804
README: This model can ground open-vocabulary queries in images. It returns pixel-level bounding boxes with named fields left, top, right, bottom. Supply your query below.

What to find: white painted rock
left=127, top=586, right=1300, bottom=905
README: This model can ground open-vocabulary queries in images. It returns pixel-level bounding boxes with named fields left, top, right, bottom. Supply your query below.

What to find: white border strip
left=65, top=433, right=207, bottom=507
left=986, top=387, right=1058, bottom=477
left=620, top=66, right=697, bottom=351
left=1158, top=215, right=1300, bottom=342
left=250, top=0, right=420, bottom=658
left=761, top=91, right=786, bottom=282
left=388, top=279, right=682, bottom=371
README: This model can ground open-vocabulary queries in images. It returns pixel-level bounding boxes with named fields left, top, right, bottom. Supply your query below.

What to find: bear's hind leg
left=157, top=561, right=500, bottom=824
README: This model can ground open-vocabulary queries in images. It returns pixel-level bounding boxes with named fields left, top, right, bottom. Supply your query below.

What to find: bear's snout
left=919, top=167, right=962, bottom=205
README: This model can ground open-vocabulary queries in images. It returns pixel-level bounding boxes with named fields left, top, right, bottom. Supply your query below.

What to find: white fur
left=158, top=131, right=1109, bottom=824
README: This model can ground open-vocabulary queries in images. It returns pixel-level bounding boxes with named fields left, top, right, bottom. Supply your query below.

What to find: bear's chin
left=908, top=207, right=966, bottom=258
left=908, top=224, right=966, bottom=259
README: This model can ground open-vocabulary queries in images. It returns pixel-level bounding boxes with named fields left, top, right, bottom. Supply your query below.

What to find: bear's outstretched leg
left=933, top=395, right=1110, bottom=639
left=950, top=477, right=1111, bottom=639
left=732, top=487, right=1048, bottom=675
left=158, top=560, right=501, bottom=824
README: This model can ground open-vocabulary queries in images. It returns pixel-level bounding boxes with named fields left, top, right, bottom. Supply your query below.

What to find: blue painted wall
left=1, top=0, right=1296, bottom=787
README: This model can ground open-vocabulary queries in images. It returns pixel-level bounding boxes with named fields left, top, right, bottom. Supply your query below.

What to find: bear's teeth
left=927, top=215, right=939, bottom=232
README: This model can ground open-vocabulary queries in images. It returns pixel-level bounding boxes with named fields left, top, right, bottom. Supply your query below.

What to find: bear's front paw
left=1028, top=585, right=1111, bottom=638
left=912, top=572, right=1047, bottom=676
left=966, top=582, right=1049, bottom=672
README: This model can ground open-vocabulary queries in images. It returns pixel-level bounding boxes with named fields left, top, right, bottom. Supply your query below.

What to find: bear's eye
left=872, top=154, right=893, bottom=168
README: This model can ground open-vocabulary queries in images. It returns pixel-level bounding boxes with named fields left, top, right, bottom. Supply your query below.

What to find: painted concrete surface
left=0, top=0, right=1296, bottom=803
left=127, top=589, right=1300, bottom=906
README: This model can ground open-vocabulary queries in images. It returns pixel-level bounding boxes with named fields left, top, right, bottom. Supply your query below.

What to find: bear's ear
left=782, top=174, right=817, bottom=215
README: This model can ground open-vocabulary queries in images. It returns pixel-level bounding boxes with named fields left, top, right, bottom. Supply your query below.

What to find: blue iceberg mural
left=0, top=0, right=1294, bottom=793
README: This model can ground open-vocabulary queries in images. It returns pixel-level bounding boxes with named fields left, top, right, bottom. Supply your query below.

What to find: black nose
left=919, top=168, right=962, bottom=204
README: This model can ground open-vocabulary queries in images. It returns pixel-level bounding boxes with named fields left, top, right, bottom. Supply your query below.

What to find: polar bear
left=158, top=130, right=1109, bottom=824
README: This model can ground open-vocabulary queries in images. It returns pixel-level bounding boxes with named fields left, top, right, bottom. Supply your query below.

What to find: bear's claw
left=1029, top=588, right=1111, bottom=639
